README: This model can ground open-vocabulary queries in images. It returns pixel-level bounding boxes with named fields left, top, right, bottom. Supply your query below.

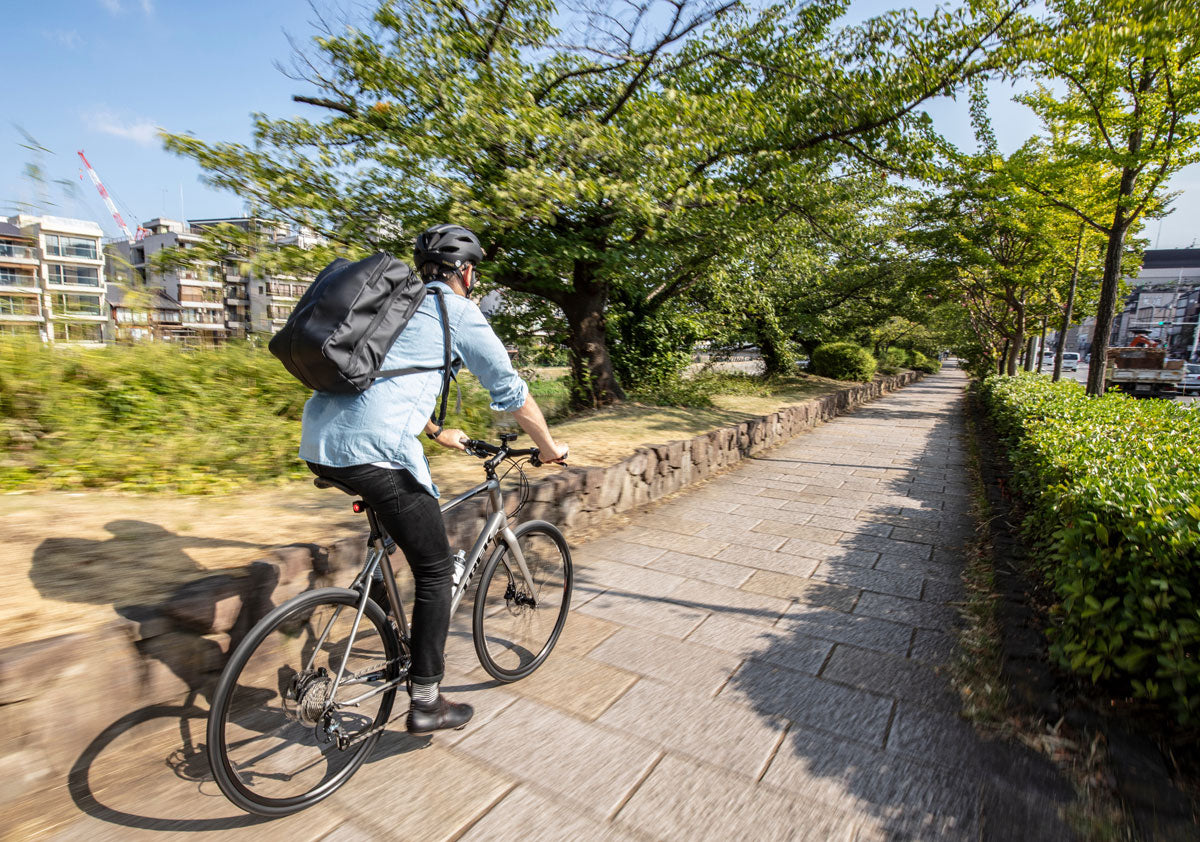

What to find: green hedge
left=910, top=351, right=941, bottom=374
left=980, top=374, right=1200, bottom=721
left=810, top=342, right=877, bottom=382
left=880, top=347, right=911, bottom=369
left=0, top=339, right=497, bottom=494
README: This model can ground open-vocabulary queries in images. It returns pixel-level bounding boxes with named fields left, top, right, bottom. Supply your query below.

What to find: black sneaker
left=406, top=695, right=474, bottom=735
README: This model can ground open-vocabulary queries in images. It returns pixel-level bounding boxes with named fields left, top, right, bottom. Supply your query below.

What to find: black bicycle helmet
left=413, top=224, right=483, bottom=274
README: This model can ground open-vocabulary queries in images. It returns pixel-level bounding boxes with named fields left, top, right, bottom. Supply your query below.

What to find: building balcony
left=0, top=280, right=40, bottom=293
left=44, top=252, right=104, bottom=266
left=0, top=247, right=38, bottom=265
left=226, top=296, right=250, bottom=306
left=46, top=281, right=107, bottom=294
left=181, top=301, right=225, bottom=309
left=180, top=277, right=224, bottom=289
left=49, top=312, right=108, bottom=321
left=190, top=322, right=227, bottom=331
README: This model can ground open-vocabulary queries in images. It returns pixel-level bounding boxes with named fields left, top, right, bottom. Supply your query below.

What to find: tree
left=1013, top=0, right=1200, bottom=394
left=163, top=0, right=1030, bottom=408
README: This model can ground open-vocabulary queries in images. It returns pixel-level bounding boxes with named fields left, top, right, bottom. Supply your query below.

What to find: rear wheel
left=473, top=521, right=572, bottom=682
left=207, top=588, right=403, bottom=816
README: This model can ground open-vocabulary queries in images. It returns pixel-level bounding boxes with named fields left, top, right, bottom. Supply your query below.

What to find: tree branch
left=293, top=95, right=357, bottom=116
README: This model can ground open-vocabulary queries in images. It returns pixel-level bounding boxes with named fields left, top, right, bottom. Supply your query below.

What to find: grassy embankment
left=0, top=338, right=847, bottom=496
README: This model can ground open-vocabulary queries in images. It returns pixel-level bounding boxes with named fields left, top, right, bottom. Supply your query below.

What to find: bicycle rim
left=207, top=588, right=401, bottom=815
left=473, top=521, right=573, bottom=681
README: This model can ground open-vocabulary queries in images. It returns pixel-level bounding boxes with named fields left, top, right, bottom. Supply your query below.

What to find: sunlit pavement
left=12, top=362, right=1077, bottom=841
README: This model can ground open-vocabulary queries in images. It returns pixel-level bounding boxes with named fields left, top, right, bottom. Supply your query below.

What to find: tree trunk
left=1023, top=335, right=1037, bottom=371
left=1053, top=224, right=1084, bottom=382
left=998, top=339, right=1010, bottom=375
left=757, top=319, right=794, bottom=377
left=1087, top=220, right=1131, bottom=396
left=1035, top=317, right=1047, bottom=372
left=562, top=288, right=626, bottom=409
left=1007, top=300, right=1026, bottom=376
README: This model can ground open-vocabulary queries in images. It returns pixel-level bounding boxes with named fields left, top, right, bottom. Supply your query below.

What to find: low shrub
left=980, top=374, right=1200, bottom=722
left=880, top=347, right=911, bottom=370
left=910, top=351, right=941, bottom=374
left=809, top=342, right=877, bottom=382
left=0, top=338, right=496, bottom=494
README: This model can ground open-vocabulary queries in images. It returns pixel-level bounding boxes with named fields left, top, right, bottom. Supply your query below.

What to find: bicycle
left=205, top=433, right=573, bottom=816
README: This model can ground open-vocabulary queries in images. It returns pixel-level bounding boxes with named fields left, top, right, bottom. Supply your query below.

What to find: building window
left=47, top=264, right=101, bottom=287
left=0, top=267, right=38, bottom=287
left=44, top=234, right=98, bottom=260
left=52, top=293, right=102, bottom=316
left=0, top=242, right=35, bottom=259
left=0, top=295, right=39, bottom=316
left=0, top=323, right=39, bottom=336
left=53, top=322, right=103, bottom=342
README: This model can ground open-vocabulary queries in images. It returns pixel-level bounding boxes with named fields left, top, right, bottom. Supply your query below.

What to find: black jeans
left=307, top=462, right=452, bottom=685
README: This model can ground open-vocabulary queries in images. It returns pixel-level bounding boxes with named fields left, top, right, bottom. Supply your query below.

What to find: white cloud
left=85, top=110, right=161, bottom=147
left=44, top=29, right=82, bottom=49
left=99, top=0, right=153, bottom=15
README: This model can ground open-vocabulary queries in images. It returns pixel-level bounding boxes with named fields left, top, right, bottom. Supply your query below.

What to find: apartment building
left=0, top=222, right=43, bottom=338
left=1059, top=248, right=1200, bottom=359
left=108, top=218, right=227, bottom=346
left=4, top=215, right=107, bottom=345
left=188, top=217, right=315, bottom=338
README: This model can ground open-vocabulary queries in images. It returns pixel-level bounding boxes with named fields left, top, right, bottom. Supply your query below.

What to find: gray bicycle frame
left=313, top=476, right=535, bottom=713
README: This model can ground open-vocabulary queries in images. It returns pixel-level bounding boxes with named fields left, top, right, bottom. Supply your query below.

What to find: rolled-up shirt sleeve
left=453, top=301, right=529, bottom=412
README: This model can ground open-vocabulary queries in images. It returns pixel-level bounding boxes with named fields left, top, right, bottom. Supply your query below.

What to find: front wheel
left=473, top=521, right=573, bottom=682
left=207, top=588, right=403, bottom=816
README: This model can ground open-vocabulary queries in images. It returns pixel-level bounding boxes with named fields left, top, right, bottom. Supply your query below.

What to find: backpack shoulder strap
left=371, top=286, right=454, bottom=427
left=429, top=287, right=453, bottom=427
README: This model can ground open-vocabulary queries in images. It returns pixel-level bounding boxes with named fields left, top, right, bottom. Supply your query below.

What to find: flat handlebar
left=463, top=437, right=565, bottom=468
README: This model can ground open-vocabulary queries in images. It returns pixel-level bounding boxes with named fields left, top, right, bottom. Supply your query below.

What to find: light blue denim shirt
left=299, top=281, right=528, bottom=497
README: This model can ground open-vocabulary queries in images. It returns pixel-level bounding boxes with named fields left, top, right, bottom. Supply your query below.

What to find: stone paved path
left=19, top=362, right=1075, bottom=841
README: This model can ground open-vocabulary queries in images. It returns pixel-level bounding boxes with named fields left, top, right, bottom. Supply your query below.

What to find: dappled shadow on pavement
left=570, top=362, right=1078, bottom=840
left=726, top=365, right=1077, bottom=840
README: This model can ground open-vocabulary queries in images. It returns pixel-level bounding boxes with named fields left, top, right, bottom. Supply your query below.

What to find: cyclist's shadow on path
left=29, top=518, right=260, bottom=609
left=37, top=520, right=432, bottom=832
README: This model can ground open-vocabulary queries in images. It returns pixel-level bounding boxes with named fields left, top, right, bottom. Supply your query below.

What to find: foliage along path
left=23, top=362, right=1078, bottom=841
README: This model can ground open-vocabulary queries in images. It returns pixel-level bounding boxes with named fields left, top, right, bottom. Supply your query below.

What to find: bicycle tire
left=472, top=520, right=573, bottom=682
left=207, top=587, right=401, bottom=816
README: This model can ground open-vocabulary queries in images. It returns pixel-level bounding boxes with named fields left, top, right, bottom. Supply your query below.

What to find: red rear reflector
left=352, top=501, right=364, bottom=513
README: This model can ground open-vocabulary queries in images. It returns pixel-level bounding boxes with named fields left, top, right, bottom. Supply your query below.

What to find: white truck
left=1105, top=347, right=1185, bottom=399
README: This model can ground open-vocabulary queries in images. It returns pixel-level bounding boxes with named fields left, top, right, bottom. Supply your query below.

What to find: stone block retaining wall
left=0, top=371, right=919, bottom=805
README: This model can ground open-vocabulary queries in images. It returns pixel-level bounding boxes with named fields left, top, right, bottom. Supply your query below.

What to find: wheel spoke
left=209, top=591, right=400, bottom=814
left=474, top=525, right=572, bottom=681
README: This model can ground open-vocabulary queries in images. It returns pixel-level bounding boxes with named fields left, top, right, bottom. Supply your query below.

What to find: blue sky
left=5, top=0, right=1197, bottom=248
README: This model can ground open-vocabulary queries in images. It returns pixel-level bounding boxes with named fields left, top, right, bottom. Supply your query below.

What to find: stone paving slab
left=20, top=363, right=1077, bottom=840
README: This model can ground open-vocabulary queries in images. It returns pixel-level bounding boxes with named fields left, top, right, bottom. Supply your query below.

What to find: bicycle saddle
left=313, top=477, right=358, bottom=496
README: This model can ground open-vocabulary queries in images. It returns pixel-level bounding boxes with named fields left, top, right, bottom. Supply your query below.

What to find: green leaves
left=981, top=373, right=1200, bottom=722
left=157, top=0, right=1034, bottom=406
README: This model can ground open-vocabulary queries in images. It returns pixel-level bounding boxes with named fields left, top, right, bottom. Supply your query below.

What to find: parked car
left=1183, top=363, right=1200, bottom=395
left=1039, top=351, right=1080, bottom=372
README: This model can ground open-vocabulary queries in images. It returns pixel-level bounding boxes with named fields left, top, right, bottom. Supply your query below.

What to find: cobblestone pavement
left=24, top=362, right=1076, bottom=841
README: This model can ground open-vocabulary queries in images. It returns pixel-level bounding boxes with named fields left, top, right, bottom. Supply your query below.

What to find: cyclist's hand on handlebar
left=540, top=442, right=569, bottom=465
left=432, top=427, right=469, bottom=452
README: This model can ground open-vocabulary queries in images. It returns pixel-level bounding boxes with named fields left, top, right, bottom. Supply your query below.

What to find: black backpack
left=268, top=252, right=454, bottom=424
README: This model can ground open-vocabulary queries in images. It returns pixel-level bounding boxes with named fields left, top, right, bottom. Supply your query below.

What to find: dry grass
left=0, top=373, right=846, bottom=647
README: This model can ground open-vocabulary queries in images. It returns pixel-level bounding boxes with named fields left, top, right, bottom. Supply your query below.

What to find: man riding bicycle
left=299, top=224, right=569, bottom=735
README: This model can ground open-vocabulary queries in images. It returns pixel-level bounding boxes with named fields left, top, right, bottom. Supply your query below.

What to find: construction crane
left=77, top=150, right=145, bottom=241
